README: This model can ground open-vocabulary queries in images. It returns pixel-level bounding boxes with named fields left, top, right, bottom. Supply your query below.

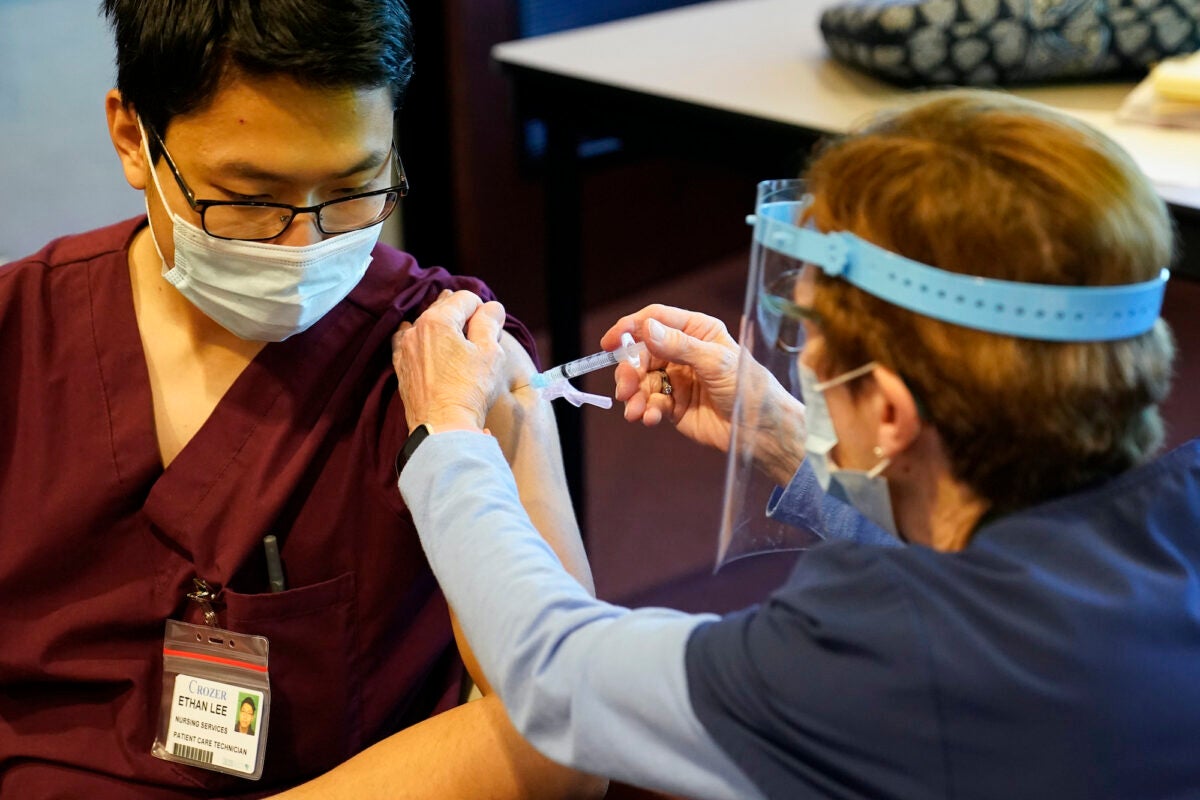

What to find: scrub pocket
left=210, top=571, right=360, bottom=786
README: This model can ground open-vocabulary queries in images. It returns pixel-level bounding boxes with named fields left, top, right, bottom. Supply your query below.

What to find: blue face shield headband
left=749, top=199, right=1169, bottom=342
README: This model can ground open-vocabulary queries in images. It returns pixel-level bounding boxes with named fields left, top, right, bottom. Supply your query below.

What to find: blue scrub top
left=688, top=440, right=1200, bottom=799
left=402, top=432, right=1200, bottom=800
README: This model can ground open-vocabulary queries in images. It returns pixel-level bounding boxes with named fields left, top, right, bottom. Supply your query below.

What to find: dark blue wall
left=519, top=0, right=707, bottom=38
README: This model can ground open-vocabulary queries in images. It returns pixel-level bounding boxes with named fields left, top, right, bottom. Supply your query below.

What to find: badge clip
left=186, top=577, right=219, bottom=627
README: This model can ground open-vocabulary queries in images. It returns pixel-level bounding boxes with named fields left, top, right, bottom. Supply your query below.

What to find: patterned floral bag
left=820, top=0, right=1200, bottom=86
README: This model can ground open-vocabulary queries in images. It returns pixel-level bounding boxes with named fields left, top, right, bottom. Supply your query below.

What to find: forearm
left=491, top=402, right=593, bottom=595
left=272, top=694, right=606, bottom=800
left=436, top=331, right=594, bottom=691
left=753, top=387, right=808, bottom=487
left=487, top=333, right=594, bottom=594
left=400, top=433, right=762, bottom=799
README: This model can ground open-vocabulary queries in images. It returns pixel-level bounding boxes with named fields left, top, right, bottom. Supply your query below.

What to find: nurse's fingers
left=614, top=361, right=644, bottom=403
left=465, top=301, right=506, bottom=348
left=428, top=289, right=484, bottom=332
left=599, top=304, right=733, bottom=351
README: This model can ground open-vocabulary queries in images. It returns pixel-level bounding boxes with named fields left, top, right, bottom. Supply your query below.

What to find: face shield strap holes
left=748, top=211, right=850, bottom=278
left=750, top=199, right=1168, bottom=343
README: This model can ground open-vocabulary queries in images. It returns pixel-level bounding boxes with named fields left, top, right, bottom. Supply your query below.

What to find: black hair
left=101, top=0, right=414, bottom=154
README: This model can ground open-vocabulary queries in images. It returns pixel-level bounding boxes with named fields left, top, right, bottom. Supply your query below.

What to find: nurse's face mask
left=797, top=361, right=899, bottom=538
left=137, top=118, right=406, bottom=341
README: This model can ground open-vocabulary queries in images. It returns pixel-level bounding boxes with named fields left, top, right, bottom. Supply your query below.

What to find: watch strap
left=395, top=423, right=434, bottom=478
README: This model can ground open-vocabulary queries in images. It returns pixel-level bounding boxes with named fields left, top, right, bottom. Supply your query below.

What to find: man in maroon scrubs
left=0, top=2, right=600, bottom=798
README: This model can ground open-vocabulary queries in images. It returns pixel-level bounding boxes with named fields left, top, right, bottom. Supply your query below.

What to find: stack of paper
left=1117, top=50, right=1200, bottom=129
left=1152, top=51, right=1200, bottom=104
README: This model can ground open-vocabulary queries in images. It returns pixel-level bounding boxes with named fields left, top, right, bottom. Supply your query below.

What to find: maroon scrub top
left=0, top=218, right=538, bottom=798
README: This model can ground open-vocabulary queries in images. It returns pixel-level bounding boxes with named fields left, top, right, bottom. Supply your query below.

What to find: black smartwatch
left=395, top=423, right=434, bottom=479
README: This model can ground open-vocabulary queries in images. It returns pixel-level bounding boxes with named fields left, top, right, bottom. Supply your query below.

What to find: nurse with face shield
left=388, top=90, right=1200, bottom=800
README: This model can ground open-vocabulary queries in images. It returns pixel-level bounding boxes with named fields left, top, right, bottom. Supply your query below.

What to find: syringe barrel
left=561, top=350, right=618, bottom=378
left=528, top=339, right=647, bottom=389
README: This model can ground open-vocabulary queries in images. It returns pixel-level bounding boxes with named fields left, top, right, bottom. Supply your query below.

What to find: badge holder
left=152, top=589, right=271, bottom=781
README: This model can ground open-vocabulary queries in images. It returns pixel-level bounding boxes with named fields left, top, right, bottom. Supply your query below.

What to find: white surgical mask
left=799, top=361, right=900, bottom=538
left=139, top=121, right=379, bottom=342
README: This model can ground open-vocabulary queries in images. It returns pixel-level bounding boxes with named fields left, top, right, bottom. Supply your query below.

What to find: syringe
left=529, top=332, right=646, bottom=389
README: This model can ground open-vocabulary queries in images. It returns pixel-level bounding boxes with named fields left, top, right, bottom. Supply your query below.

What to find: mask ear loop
left=812, top=361, right=878, bottom=392
left=865, top=454, right=891, bottom=479
left=816, top=363, right=896, bottom=478
left=135, top=117, right=174, bottom=268
left=135, top=118, right=171, bottom=204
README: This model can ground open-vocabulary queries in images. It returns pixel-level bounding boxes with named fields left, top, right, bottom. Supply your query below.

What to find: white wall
left=0, top=0, right=142, bottom=263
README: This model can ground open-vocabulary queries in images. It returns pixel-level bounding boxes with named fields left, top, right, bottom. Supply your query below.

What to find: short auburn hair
left=803, top=89, right=1175, bottom=514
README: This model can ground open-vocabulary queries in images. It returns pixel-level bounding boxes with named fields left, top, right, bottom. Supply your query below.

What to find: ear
left=106, top=89, right=149, bottom=191
left=871, top=364, right=922, bottom=459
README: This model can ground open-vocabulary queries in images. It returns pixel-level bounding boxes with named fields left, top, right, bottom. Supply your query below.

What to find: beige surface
left=494, top=0, right=1200, bottom=209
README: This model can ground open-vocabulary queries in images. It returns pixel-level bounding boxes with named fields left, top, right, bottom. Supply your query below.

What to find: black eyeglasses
left=149, top=128, right=408, bottom=242
left=759, top=269, right=822, bottom=354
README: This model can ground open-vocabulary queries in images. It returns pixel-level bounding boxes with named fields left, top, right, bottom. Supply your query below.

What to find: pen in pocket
left=262, top=535, right=287, bottom=593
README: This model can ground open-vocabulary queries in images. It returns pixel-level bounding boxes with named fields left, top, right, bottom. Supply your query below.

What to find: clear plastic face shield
left=715, top=178, right=1170, bottom=570
left=716, top=180, right=819, bottom=568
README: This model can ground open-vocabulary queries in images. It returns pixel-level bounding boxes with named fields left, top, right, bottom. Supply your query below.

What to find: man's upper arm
left=485, top=330, right=594, bottom=595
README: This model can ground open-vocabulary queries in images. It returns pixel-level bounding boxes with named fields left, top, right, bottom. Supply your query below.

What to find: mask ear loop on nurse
left=797, top=359, right=901, bottom=537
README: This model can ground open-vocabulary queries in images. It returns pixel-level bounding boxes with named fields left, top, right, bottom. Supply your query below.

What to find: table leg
left=543, top=113, right=587, bottom=526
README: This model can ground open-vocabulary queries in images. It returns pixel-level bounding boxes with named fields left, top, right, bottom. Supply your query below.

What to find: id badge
left=152, top=620, right=271, bottom=780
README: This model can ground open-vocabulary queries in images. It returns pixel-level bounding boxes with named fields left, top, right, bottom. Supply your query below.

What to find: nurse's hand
left=599, top=305, right=743, bottom=451
left=392, top=290, right=508, bottom=433
left=600, top=304, right=806, bottom=484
